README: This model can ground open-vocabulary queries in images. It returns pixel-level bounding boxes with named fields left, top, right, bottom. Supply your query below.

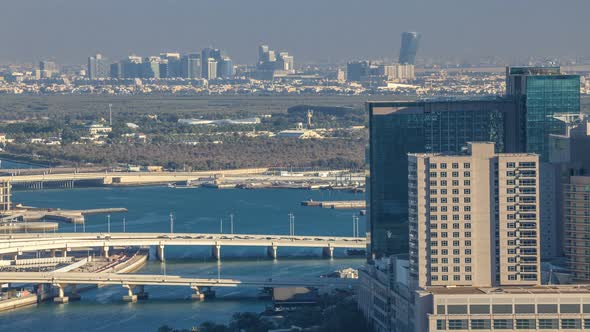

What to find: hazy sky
left=1, top=0, right=589, bottom=65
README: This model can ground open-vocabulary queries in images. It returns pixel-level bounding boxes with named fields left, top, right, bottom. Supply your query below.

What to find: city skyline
left=1, top=0, right=589, bottom=65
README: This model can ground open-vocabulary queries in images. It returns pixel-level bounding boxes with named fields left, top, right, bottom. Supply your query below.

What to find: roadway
left=0, top=271, right=357, bottom=289
left=0, top=232, right=367, bottom=259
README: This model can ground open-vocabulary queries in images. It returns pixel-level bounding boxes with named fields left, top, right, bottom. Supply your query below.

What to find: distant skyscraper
left=205, top=58, right=218, bottom=80
left=120, top=55, right=142, bottom=79
left=180, top=54, right=201, bottom=79
left=346, top=61, right=369, bottom=82
left=218, top=56, right=234, bottom=78
left=39, top=60, right=58, bottom=78
left=110, top=63, right=123, bottom=79
left=399, top=32, right=421, bottom=65
left=141, top=56, right=161, bottom=79
left=256, top=44, right=293, bottom=79
left=87, top=53, right=108, bottom=79
left=258, top=45, right=269, bottom=62
left=201, top=48, right=221, bottom=78
left=159, top=53, right=181, bottom=78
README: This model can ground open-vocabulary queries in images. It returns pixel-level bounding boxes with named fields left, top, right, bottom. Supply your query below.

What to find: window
left=465, top=275, right=472, bottom=281
left=452, top=180, right=459, bottom=186
left=441, top=189, right=447, bottom=195
left=453, top=258, right=460, bottom=263
left=464, top=180, right=470, bottom=186
left=440, top=163, right=447, bottom=169
left=537, top=304, right=557, bottom=313
left=448, top=320, right=467, bottom=330
left=448, top=306, right=467, bottom=314
left=507, top=162, right=515, bottom=168
left=464, top=163, right=470, bottom=169
left=452, top=172, right=459, bottom=178
left=471, top=320, right=490, bottom=330
left=516, top=319, right=535, bottom=329
left=452, top=197, right=459, bottom=203
left=464, top=197, right=471, bottom=203
left=430, top=163, right=437, bottom=169
left=452, top=189, right=459, bottom=195
left=519, top=162, right=536, bottom=168
left=430, top=180, right=437, bottom=186
left=561, top=304, right=580, bottom=313
left=452, top=163, right=459, bottom=169
left=538, top=319, right=558, bottom=329
left=493, top=319, right=512, bottom=329
left=492, top=305, right=512, bottom=314
left=561, top=319, right=580, bottom=329
left=464, top=189, right=471, bottom=194
left=436, top=320, right=446, bottom=330
left=453, top=275, right=460, bottom=281
left=430, top=189, right=437, bottom=195
left=441, top=172, right=447, bottom=178
left=464, top=171, right=471, bottom=177
left=430, top=172, right=437, bottom=177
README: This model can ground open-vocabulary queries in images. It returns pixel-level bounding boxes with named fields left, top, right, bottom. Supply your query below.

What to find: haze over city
left=1, top=1, right=590, bottom=331
left=1, top=0, right=589, bottom=64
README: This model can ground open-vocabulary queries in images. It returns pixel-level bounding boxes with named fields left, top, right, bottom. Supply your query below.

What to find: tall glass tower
left=399, top=32, right=421, bottom=65
left=367, top=99, right=518, bottom=258
left=506, top=66, right=581, bottom=161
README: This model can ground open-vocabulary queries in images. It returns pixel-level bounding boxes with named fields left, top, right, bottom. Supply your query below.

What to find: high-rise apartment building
left=87, top=53, right=109, bottom=79
left=367, top=99, right=519, bottom=258
left=180, top=54, right=201, bottom=79
left=408, top=142, right=540, bottom=289
left=399, top=32, right=421, bottom=65
left=205, top=58, right=217, bottom=80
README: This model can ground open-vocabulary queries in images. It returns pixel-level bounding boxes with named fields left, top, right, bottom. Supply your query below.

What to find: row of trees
left=6, top=137, right=366, bottom=170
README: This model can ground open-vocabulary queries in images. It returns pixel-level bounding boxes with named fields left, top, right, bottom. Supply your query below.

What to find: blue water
left=0, top=186, right=366, bottom=331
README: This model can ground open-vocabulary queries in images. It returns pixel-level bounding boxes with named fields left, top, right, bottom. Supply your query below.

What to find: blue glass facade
left=524, top=75, right=580, bottom=160
left=368, top=99, right=517, bottom=258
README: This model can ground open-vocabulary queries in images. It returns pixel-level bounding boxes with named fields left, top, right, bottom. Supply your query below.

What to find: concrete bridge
left=0, top=271, right=358, bottom=303
left=0, top=232, right=367, bottom=260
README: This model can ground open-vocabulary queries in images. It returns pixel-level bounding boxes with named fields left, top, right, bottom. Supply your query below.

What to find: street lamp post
left=230, top=213, right=234, bottom=234
left=170, top=212, right=174, bottom=234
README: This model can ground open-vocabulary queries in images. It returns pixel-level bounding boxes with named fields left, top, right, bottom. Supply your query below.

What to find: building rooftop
left=422, top=284, right=590, bottom=296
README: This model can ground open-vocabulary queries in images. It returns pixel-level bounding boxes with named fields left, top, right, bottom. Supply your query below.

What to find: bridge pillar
left=122, top=284, right=148, bottom=302
left=267, top=245, right=278, bottom=260
left=122, top=284, right=137, bottom=303
left=322, top=245, right=334, bottom=259
left=103, top=246, right=110, bottom=258
left=212, top=244, right=221, bottom=261
left=156, top=245, right=165, bottom=262
left=53, top=284, right=69, bottom=304
left=190, top=286, right=205, bottom=301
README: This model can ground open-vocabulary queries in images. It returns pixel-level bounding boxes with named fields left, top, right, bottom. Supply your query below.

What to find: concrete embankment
left=0, top=294, right=38, bottom=312
left=301, top=200, right=366, bottom=209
